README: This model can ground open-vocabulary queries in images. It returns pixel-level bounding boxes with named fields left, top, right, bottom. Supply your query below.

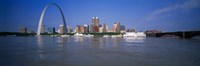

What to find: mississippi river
left=0, top=36, right=200, bottom=66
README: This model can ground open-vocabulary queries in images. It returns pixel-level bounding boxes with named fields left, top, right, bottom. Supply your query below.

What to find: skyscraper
left=99, top=24, right=103, bottom=33
left=84, top=25, right=89, bottom=33
left=90, top=24, right=93, bottom=33
left=75, top=25, right=86, bottom=33
left=112, top=22, right=120, bottom=33
left=67, top=26, right=72, bottom=33
left=80, top=25, right=85, bottom=33
left=120, top=25, right=125, bottom=32
left=102, top=24, right=107, bottom=32
left=92, top=17, right=99, bottom=26
left=120, top=25, right=125, bottom=30
left=47, top=27, right=56, bottom=34
left=92, top=17, right=99, bottom=33
left=41, top=24, right=45, bottom=33
left=59, top=25, right=64, bottom=34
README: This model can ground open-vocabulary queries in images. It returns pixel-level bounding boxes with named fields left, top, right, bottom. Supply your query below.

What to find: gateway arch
left=37, top=3, right=67, bottom=35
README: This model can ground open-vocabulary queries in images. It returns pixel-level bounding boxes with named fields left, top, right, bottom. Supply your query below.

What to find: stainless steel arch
left=37, top=3, right=67, bottom=35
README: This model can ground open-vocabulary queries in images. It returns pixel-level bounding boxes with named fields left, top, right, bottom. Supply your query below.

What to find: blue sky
left=0, top=0, right=200, bottom=32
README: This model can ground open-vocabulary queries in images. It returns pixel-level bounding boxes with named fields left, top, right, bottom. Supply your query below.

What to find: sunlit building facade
left=59, top=25, right=64, bottom=34
left=112, top=22, right=120, bottom=33
left=91, top=17, right=99, bottom=33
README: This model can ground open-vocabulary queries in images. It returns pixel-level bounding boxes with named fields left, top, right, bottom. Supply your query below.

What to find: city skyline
left=1, top=0, right=200, bottom=32
left=37, top=16, right=129, bottom=34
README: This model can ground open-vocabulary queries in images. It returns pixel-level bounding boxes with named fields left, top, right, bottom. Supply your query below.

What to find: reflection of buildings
left=92, top=38, right=120, bottom=48
left=74, top=37, right=84, bottom=42
left=36, top=36, right=45, bottom=59
left=19, top=27, right=27, bottom=33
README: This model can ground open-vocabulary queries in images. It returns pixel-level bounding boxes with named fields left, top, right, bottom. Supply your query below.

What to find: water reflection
left=36, top=36, right=68, bottom=60
left=57, top=37, right=65, bottom=44
left=91, top=37, right=122, bottom=48
left=2, top=36, right=200, bottom=66
left=57, top=37, right=65, bottom=50
left=123, top=37, right=146, bottom=43
left=111, top=37, right=122, bottom=48
left=36, top=36, right=45, bottom=59
left=74, top=37, right=84, bottom=42
left=92, top=37, right=102, bottom=48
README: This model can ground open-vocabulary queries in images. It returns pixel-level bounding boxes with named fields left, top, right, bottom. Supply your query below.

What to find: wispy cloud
left=144, top=0, right=200, bottom=21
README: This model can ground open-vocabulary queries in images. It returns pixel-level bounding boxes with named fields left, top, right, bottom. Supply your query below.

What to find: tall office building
left=67, top=26, right=72, bottom=33
left=120, top=25, right=126, bottom=31
left=92, top=17, right=99, bottom=26
left=93, top=26, right=99, bottom=32
left=120, top=25, right=125, bottom=32
left=112, top=22, right=120, bottom=33
left=102, top=24, right=107, bottom=32
left=90, top=24, right=94, bottom=33
left=59, top=25, right=64, bottom=34
left=92, top=17, right=99, bottom=33
left=75, top=25, right=85, bottom=33
left=112, top=23, right=117, bottom=32
left=47, top=27, right=56, bottom=34
left=99, top=24, right=103, bottom=33
left=41, top=24, right=45, bottom=33
left=75, top=26, right=79, bottom=33
left=80, top=25, right=85, bottom=33
left=84, top=25, right=89, bottom=33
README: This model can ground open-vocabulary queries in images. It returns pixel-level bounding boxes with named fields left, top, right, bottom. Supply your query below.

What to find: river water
left=0, top=36, right=200, bottom=66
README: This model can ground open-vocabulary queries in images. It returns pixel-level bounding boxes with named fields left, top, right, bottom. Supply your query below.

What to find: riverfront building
left=41, top=24, right=45, bottom=33
left=59, top=25, right=64, bottom=34
left=112, top=22, right=120, bottom=33
left=19, top=27, right=27, bottom=33
left=47, top=27, right=56, bottom=34
left=91, top=17, right=99, bottom=33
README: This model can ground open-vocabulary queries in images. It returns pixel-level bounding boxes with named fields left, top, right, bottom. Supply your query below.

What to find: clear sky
left=0, top=0, right=200, bottom=32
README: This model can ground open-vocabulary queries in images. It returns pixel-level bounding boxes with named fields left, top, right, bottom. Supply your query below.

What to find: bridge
left=149, top=31, right=200, bottom=39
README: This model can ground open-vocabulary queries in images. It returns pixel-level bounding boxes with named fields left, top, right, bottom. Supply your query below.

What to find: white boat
left=84, top=34, right=94, bottom=37
left=111, top=35, right=122, bottom=37
left=103, top=35, right=110, bottom=37
left=74, top=33, right=84, bottom=37
left=61, top=35, right=70, bottom=37
left=123, top=32, right=146, bottom=37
